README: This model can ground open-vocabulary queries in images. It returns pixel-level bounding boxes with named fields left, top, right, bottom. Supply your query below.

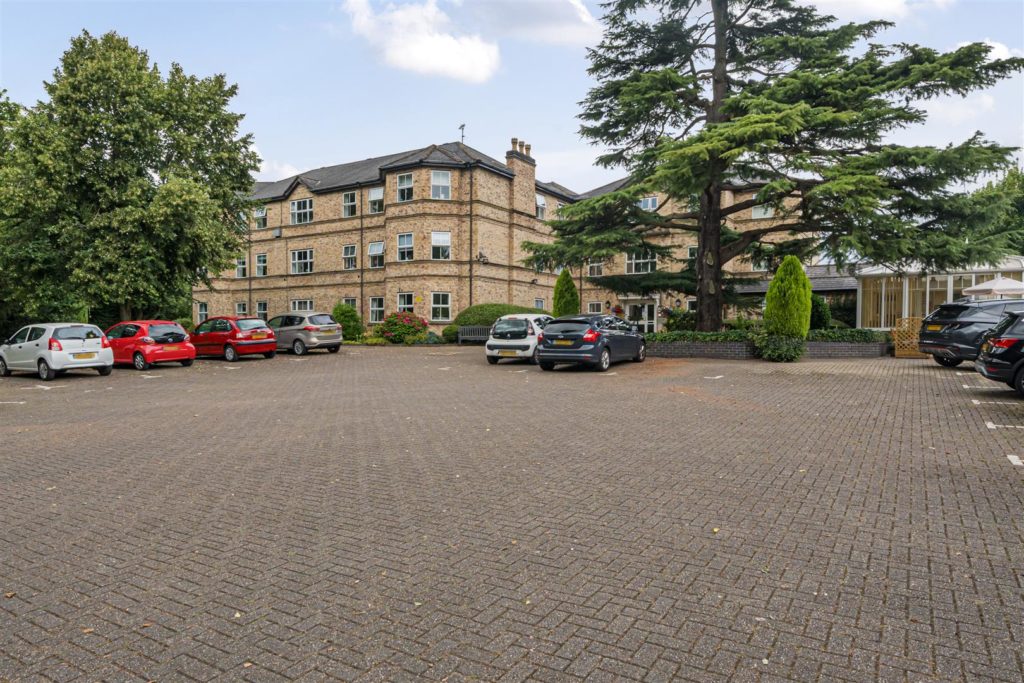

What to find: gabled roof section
left=579, top=176, right=633, bottom=199
left=535, top=180, right=578, bottom=203
left=734, top=264, right=860, bottom=295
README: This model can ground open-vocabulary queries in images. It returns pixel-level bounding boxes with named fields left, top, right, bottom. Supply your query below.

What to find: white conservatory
left=856, top=256, right=1024, bottom=329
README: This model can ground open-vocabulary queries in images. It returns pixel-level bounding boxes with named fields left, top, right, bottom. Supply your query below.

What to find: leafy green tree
left=809, top=294, right=831, bottom=330
left=0, top=31, right=259, bottom=322
left=525, top=0, right=1023, bottom=330
left=764, top=256, right=812, bottom=339
left=331, top=302, right=365, bottom=341
left=552, top=269, right=581, bottom=316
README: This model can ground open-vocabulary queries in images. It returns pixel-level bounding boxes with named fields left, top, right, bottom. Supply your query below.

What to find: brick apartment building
left=193, top=137, right=785, bottom=332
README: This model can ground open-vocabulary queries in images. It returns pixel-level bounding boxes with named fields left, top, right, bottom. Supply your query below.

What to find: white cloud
left=341, top=0, right=500, bottom=84
left=462, top=0, right=602, bottom=48
left=956, top=39, right=1024, bottom=61
left=925, top=93, right=996, bottom=125
left=802, top=0, right=954, bottom=20
left=253, top=147, right=300, bottom=181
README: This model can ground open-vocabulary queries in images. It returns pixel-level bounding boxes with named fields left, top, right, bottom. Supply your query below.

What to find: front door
left=627, top=303, right=656, bottom=334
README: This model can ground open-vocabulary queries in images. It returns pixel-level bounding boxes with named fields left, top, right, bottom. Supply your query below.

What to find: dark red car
left=191, top=316, right=276, bottom=361
left=106, top=320, right=196, bottom=370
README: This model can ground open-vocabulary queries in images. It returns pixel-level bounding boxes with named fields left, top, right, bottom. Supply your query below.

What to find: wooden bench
left=457, top=325, right=491, bottom=345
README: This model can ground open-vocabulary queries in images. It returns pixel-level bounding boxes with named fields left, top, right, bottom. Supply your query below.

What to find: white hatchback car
left=0, top=323, right=114, bottom=381
left=485, top=313, right=553, bottom=365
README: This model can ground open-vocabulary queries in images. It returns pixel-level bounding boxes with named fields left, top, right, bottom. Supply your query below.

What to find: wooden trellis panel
left=893, top=317, right=927, bottom=358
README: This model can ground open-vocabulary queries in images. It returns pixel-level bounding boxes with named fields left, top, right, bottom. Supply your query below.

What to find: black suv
left=975, top=311, right=1024, bottom=396
left=918, top=299, right=1024, bottom=367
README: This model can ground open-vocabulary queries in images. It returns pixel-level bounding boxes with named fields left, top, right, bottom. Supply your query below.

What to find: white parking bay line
left=1008, top=455, right=1023, bottom=467
left=0, top=401, right=26, bottom=405
left=972, top=399, right=1021, bottom=406
left=21, top=384, right=66, bottom=391
left=963, top=384, right=1003, bottom=390
left=956, top=371, right=976, bottom=376
left=986, top=421, right=1024, bottom=430
left=704, top=375, right=724, bottom=380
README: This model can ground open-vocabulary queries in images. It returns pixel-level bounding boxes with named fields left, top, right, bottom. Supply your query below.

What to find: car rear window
left=931, top=305, right=973, bottom=320
left=309, top=314, right=336, bottom=325
left=989, top=313, right=1021, bottom=337
left=54, top=325, right=103, bottom=340
left=494, top=319, right=528, bottom=333
left=236, top=318, right=269, bottom=331
left=544, top=320, right=591, bottom=334
left=149, top=324, right=185, bottom=338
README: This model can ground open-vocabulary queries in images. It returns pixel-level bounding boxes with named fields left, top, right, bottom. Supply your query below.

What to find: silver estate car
left=267, top=312, right=343, bottom=355
left=0, top=323, right=114, bottom=380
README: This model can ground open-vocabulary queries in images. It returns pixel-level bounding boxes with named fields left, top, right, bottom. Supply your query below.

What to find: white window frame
left=397, top=232, right=413, bottom=261
left=342, top=244, right=357, bottom=270
left=534, top=298, right=545, bottom=310
left=431, top=231, right=451, bottom=260
left=290, top=198, right=313, bottom=224
left=197, top=302, right=209, bottom=322
left=397, top=173, right=413, bottom=202
left=751, top=204, right=775, bottom=219
left=430, top=170, right=451, bottom=200
left=638, top=196, right=658, bottom=211
left=342, top=297, right=357, bottom=309
left=235, top=302, right=248, bottom=315
left=368, top=186, right=384, bottom=213
left=626, top=251, right=656, bottom=274
left=291, top=299, right=314, bottom=313
left=369, top=297, right=384, bottom=323
left=535, top=193, right=546, bottom=220
left=686, top=299, right=698, bottom=312
left=397, top=292, right=414, bottom=313
left=255, top=253, right=267, bottom=277
left=687, top=246, right=698, bottom=260
left=256, top=301, right=268, bottom=320
left=290, top=248, right=314, bottom=274
left=588, top=302, right=603, bottom=314
left=368, top=241, right=384, bottom=268
left=254, top=206, right=267, bottom=229
left=235, top=256, right=247, bottom=278
left=342, top=191, right=357, bottom=217
left=430, top=292, right=451, bottom=322
left=587, top=260, right=603, bottom=277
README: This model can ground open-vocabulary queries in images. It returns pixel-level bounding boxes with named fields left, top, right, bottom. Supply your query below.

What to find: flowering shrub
left=377, top=312, right=429, bottom=344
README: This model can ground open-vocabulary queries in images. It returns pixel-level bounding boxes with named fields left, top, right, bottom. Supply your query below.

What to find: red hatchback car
left=191, top=316, right=276, bottom=361
left=106, top=320, right=196, bottom=370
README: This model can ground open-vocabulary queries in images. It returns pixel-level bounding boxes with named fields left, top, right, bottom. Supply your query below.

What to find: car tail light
left=990, top=338, right=1020, bottom=349
left=537, top=332, right=544, bottom=342
left=582, top=329, right=600, bottom=342
left=140, top=336, right=155, bottom=344
left=101, top=335, right=111, bottom=348
left=49, top=338, right=63, bottom=351
left=302, top=325, right=318, bottom=332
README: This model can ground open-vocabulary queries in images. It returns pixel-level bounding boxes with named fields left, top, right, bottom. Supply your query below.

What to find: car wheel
left=181, top=359, right=194, bottom=367
left=539, top=362, right=555, bottom=371
left=224, top=345, right=239, bottom=362
left=292, top=339, right=307, bottom=356
left=1014, top=368, right=1024, bottom=398
left=595, top=347, right=611, bottom=372
left=133, top=352, right=150, bottom=371
left=530, top=347, right=540, bottom=365
left=97, top=365, right=112, bottom=376
left=934, top=356, right=962, bottom=368
left=38, top=359, right=55, bottom=381
left=0, top=357, right=9, bottom=377
left=632, top=343, right=646, bottom=363
left=487, top=356, right=499, bottom=365
left=264, top=351, right=276, bottom=359
left=327, top=346, right=340, bottom=354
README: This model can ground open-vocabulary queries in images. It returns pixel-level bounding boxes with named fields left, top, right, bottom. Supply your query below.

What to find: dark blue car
left=536, top=314, right=646, bottom=372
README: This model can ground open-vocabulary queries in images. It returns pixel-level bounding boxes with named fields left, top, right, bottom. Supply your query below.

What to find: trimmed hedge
left=810, top=294, right=832, bottom=330
left=331, top=302, right=364, bottom=341
left=646, top=330, right=752, bottom=343
left=807, top=328, right=890, bottom=343
left=764, top=256, right=812, bottom=338
left=442, top=303, right=549, bottom=342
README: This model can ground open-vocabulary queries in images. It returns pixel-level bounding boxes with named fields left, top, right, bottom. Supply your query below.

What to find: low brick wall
left=647, top=340, right=890, bottom=359
left=804, top=341, right=890, bottom=358
left=648, top=341, right=756, bottom=359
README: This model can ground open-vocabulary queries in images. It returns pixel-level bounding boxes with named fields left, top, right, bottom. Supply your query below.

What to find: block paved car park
left=1, top=349, right=1022, bottom=682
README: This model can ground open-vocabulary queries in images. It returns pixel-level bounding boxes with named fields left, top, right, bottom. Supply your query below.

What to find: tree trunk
left=695, top=0, right=730, bottom=332
left=118, top=303, right=133, bottom=322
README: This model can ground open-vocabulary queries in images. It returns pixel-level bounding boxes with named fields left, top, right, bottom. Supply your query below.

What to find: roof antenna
left=458, top=123, right=465, bottom=143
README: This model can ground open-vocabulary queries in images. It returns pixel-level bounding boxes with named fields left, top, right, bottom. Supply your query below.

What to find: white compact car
left=0, top=323, right=114, bottom=381
left=485, top=313, right=553, bottom=365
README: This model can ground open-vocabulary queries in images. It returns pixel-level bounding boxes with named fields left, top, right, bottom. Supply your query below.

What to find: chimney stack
left=505, top=134, right=537, bottom=216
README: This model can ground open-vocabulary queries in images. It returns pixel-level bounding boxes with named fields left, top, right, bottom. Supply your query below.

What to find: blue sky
left=1, top=0, right=1021, bottom=193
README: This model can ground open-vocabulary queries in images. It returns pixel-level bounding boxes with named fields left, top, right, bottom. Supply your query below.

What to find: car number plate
left=553, top=339, right=573, bottom=346
left=498, top=350, right=517, bottom=357
left=163, top=345, right=179, bottom=351
left=74, top=352, right=96, bottom=360
left=926, top=324, right=942, bottom=331
left=252, top=333, right=267, bottom=339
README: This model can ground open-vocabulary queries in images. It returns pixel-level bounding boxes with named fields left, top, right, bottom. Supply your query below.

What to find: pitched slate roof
left=535, top=180, right=578, bottom=202
left=250, top=142, right=556, bottom=201
left=579, top=175, right=770, bottom=199
left=734, top=264, right=859, bottom=295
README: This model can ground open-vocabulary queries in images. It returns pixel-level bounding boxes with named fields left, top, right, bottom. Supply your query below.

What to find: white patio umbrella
left=962, top=276, right=1024, bottom=298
